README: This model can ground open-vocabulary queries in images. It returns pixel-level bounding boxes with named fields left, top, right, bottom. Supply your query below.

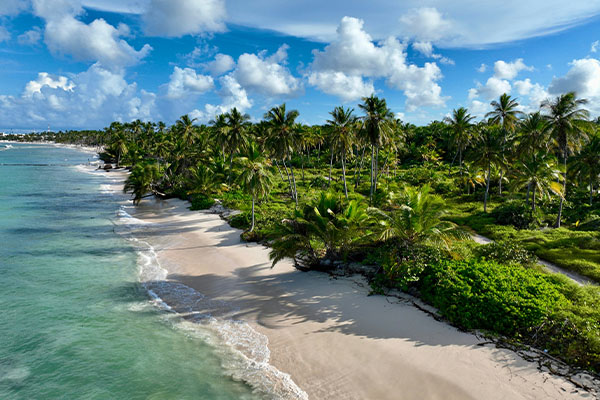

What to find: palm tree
left=486, top=94, right=523, bottom=195
left=470, top=124, right=505, bottom=212
left=327, top=106, right=356, bottom=199
left=358, top=95, right=394, bottom=203
left=541, top=92, right=590, bottom=227
left=210, top=113, right=230, bottom=159
left=572, top=131, right=600, bottom=205
left=511, top=152, right=564, bottom=212
left=225, top=107, right=251, bottom=184
left=370, top=185, right=466, bottom=249
left=264, top=103, right=300, bottom=205
left=444, top=107, right=475, bottom=174
left=515, top=112, right=551, bottom=157
left=175, top=115, right=198, bottom=147
left=237, top=142, right=273, bottom=232
left=123, top=162, right=161, bottom=205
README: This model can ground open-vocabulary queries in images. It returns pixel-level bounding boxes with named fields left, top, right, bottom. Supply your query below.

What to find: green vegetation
left=6, top=92, right=600, bottom=372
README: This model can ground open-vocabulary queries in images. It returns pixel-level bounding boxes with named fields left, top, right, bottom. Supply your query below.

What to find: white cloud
left=309, top=17, right=446, bottom=109
left=165, top=67, right=214, bottom=99
left=469, top=99, right=491, bottom=118
left=82, top=1, right=600, bottom=48
left=191, top=75, right=252, bottom=121
left=592, top=40, right=599, bottom=53
left=399, top=7, right=454, bottom=42
left=233, top=45, right=302, bottom=97
left=33, top=0, right=152, bottom=69
left=142, top=0, right=226, bottom=37
left=0, top=0, right=29, bottom=16
left=493, top=59, right=533, bottom=80
left=478, top=64, right=487, bottom=73
left=0, top=63, right=157, bottom=129
left=308, top=71, right=373, bottom=101
left=24, top=72, right=75, bottom=96
left=513, top=78, right=549, bottom=111
left=17, top=27, right=42, bottom=46
left=548, top=58, right=600, bottom=98
left=204, top=53, right=235, bottom=76
left=0, top=26, right=10, bottom=43
left=470, top=77, right=511, bottom=100
left=412, top=41, right=433, bottom=57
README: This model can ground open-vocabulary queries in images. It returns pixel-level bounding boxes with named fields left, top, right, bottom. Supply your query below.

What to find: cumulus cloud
left=204, top=53, right=235, bottom=76
left=592, top=40, right=599, bottom=53
left=308, top=71, right=374, bottom=101
left=165, top=67, right=214, bottom=99
left=513, top=78, right=549, bottom=111
left=32, top=0, right=151, bottom=69
left=493, top=58, right=533, bottom=80
left=309, top=17, right=447, bottom=110
left=191, top=75, right=252, bottom=122
left=24, top=72, right=75, bottom=96
left=0, top=0, right=29, bottom=16
left=0, top=26, right=10, bottom=43
left=0, top=63, right=157, bottom=129
left=470, top=77, right=511, bottom=100
left=478, top=64, right=487, bottom=73
left=233, top=45, right=302, bottom=97
left=548, top=58, right=600, bottom=98
left=17, top=27, right=42, bottom=46
left=142, top=0, right=226, bottom=37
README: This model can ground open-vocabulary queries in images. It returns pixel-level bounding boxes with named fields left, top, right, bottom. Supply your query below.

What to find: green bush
left=476, top=240, right=538, bottom=268
left=419, top=260, right=567, bottom=336
left=189, top=193, right=215, bottom=210
left=490, top=200, right=536, bottom=229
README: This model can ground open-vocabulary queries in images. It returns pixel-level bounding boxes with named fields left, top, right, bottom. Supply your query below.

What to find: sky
left=1, top=0, right=600, bottom=131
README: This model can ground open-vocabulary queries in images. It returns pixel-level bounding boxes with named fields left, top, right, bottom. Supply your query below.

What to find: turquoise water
left=0, top=143, right=259, bottom=399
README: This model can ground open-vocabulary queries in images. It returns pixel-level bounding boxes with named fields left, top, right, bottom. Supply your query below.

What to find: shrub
left=189, top=193, right=215, bottom=210
left=419, top=260, right=567, bottom=336
left=475, top=240, right=538, bottom=268
left=490, top=200, right=536, bottom=229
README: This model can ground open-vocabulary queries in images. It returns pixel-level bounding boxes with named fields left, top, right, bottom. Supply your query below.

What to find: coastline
left=125, top=197, right=596, bottom=400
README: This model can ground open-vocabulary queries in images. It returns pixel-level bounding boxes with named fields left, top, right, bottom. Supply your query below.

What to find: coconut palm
left=444, top=107, right=475, bottom=173
left=470, top=124, right=505, bottom=212
left=224, top=107, right=251, bottom=184
left=210, top=113, right=230, bottom=159
left=123, top=162, right=161, bottom=205
left=358, top=95, right=394, bottom=202
left=327, top=106, right=356, bottom=199
left=486, top=94, right=523, bottom=195
left=371, top=185, right=466, bottom=249
left=511, top=152, right=564, bottom=211
left=515, top=112, right=551, bottom=157
left=237, top=142, right=273, bottom=232
left=264, top=103, right=301, bottom=205
left=175, top=114, right=198, bottom=147
left=571, top=131, right=600, bottom=205
left=541, top=92, right=590, bottom=227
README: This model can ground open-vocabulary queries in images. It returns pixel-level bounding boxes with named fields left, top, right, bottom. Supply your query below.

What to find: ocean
left=0, top=143, right=262, bottom=399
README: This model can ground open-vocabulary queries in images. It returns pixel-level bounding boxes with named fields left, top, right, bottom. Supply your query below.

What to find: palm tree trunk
left=274, top=160, right=284, bottom=182
left=282, top=159, right=294, bottom=199
left=555, top=152, right=567, bottom=228
left=355, top=146, right=366, bottom=188
left=250, top=196, right=255, bottom=232
left=369, top=145, right=375, bottom=203
left=484, top=162, right=491, bottom=213
left=289, top=164, right=298, bottom=206
left=590, top=178, right=594, bottom=206
left=499, top=170, right=503, bottom=195
left=526, top=182, right=531, bottom=205
left=532, top=187, right=536, bottom=211
left=301, top=152, right=305, bottom=184
left=374, top=145, right=380, bottom=192
left=341, top=151, right=348, bottom=199
left=328, top=147, right=334, bottom=188
left=228, top=152, right=234, bottom=185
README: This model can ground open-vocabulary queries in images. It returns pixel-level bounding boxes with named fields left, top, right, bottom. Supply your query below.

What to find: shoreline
left=126, top=197, right=597, bottom=399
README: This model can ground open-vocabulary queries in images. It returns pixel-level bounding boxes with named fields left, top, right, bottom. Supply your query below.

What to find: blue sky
left=1, top=0, right=600, bottom=131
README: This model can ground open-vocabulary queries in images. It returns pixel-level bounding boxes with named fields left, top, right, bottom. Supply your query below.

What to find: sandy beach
left=124, top=197, right=597, bottom=400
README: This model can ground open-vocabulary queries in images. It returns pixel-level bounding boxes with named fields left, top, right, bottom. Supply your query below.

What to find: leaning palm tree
left=123, top=162, right=161, bottom=205
left=264, top=103, right=301, bottom=205
left=371, top=185, right=466, bottom=249
left=511, top=152, right=564, bottom=212
left=327, top=106, right=356, bottom=199
left=541, top=92, right=590, bottom=227
left=571, top=131, right=600, bottom=205
left=237, top=142, right=273, bottom=232
left=470, top=123, right=505, bottom=212
left=486, top=94, right=523, bottom=195
left=358, top=95, right=394, bottom=203
left=224, top=107, right=251, bottom=184
left=444, top=107, right=475, bottom=174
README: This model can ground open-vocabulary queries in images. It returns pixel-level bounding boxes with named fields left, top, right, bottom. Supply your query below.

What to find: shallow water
left=0, top=143, right=260, bottom=399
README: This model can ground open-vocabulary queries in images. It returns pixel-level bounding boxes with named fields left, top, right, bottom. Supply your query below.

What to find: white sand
left=130, top=198, right=595, bottom=400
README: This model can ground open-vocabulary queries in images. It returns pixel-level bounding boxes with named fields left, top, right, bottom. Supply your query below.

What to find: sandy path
left=130, top=198, right=594, bottom=400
